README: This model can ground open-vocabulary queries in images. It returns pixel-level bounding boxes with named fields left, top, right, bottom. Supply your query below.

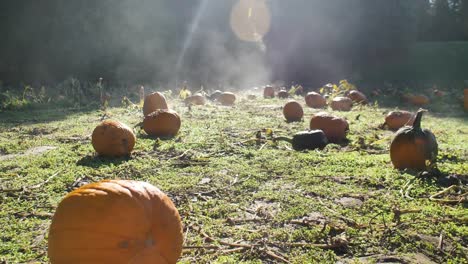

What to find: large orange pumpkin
left=92, top=120, right=136, bottom=157
left=218, top=92, right=236, bottom=106
left=331, top=97, right=353, bottom=111
left=310, top=112, right=349, bottom=143
left=143, top=109, right=181, bottom=137
left=385, top=110, right=414, bottom=131
left=283, top=100, right=304, bottom=122
left=263, top=86, right=275, bottom=98
left=390, top=109, right=438, bottom=170
left=48, top=180, right=183, bottom=264
left=305, top=92, right=326, bottom=108
left=143, top=92, right=168, bottom=116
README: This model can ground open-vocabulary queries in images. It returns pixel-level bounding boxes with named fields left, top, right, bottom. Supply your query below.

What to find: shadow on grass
left=0, top=104, right=100, bottom=126
left=137, top=132, right=179, bottom=141
left=402, top=167, right=467, bottom=188
left=77, top=154, right=131, bottom=168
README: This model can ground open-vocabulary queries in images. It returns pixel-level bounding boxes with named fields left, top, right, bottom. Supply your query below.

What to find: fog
left=0, top=0, right=421, bottom=89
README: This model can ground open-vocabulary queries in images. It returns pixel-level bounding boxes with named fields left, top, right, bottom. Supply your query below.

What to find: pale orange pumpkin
left=92, top=120, right=136, bottom=157
left=143, top=109, right=181, bottom=137
left=48, top=180, right=183, bottom=264
left=385, top=110, right=414, bottom=131
left=283, top=100, right=304, bottom=122
left=218, top=92, right=236, bottom=106
left=143, top=92, right=168, bottom=116
left=347, top=90, right=368, bottom=104
left=310, top=112, right=349, bottom=143
left=185, top=93, right=206, bottom=106
left=305, top=92, right=326, bottom=108
left=331, top=97, right=353, bottom=111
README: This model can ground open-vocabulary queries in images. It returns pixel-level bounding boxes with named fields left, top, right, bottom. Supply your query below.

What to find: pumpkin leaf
left=179, top=88, right=191, bottom=99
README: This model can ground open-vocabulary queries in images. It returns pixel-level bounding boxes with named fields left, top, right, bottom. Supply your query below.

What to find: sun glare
left=230, top=0, right=271, bottom=43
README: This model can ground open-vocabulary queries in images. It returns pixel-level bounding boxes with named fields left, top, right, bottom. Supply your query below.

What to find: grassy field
left=0, top=91, right=467, bottom=263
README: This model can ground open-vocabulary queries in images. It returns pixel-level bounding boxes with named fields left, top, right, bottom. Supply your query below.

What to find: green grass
left=0, top=93, right=467, bottom=263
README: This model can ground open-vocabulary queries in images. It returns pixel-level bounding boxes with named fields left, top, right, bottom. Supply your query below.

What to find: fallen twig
left=264, top=249, right=290, bottom=263
left=0, top=171, right=60, bottom=193
left=429, top=185, right=467, bottom=204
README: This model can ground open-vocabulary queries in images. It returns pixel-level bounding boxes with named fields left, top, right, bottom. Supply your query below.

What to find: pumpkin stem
left=413, top=109, right=426, bottom=130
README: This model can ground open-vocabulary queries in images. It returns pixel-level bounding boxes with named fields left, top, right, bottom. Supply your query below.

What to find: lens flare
left=230, top=0, right=271, bottom=43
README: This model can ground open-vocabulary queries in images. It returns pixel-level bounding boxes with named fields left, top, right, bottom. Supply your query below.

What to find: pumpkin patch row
left=275, top=86, right=438, bottom=171
left=53, top=85, right=440, bottom=264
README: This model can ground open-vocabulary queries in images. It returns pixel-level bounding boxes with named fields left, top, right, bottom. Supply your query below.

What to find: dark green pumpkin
left=276, top=130, right=328, bottom=151
left=390, top=109, right=438, bottom=170
left=292, top=130, right=328, bottom=151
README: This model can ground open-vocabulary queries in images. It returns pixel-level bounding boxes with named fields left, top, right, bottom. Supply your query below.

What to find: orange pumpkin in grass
left=390, top=109, right=438, bottom=170
left=143, top=92, right=168, bottom=116
left=92, top=120, right=136, bottom=157
left=310, top=112, right=349, bottom=143
left=305, top=92, right=326, bottom=108
left=263, top=86, right=275, bottom=98
left=185, top=93, right=206, bottom=106
left=331, top=96, right=353, bottom=111
left=143, top=109, right=181, bottom=137
left=385, top=110, right=414, bottom=131
left=347, top=90, right=368, bottom=104
left=404, top=94, right=430, bottom=106
left=218, top=92, right=236, bottom=106
left=283, top=100, right=304, bottom=122
left=48, top=180, right=183, bottom=264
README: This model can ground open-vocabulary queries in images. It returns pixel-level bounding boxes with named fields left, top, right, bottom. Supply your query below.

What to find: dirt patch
left=336, top=197, right=363, bottom=208
left=0, top=146, right=57, bottom=161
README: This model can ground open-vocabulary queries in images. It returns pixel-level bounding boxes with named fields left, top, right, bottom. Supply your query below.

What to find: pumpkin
left=385, top=110, right=414, bottom=130
left=143, top=109, right=181, bottom=137
left=218, top=92, right=236, bottom=106
left=277, top=89, right=289, bottom=99
left=390, top=109, right=438, bottom=170
left=404, top=94, right=430, bottom=106
left=48, top=180, right=183, bottom=264
left=208, top=90, right=222, bottom=101
left=290, top=130, right=328, bottom=151
left=347, top=90, right=368, bottom=104
left=143, top=92, right=168, bottom=116
left=464, top=89, right=468, bottom=110
left=331, top=96, right=353, bottom=111
left=283, top=100, right=304, bottom=122
left=185, top=93, right=206, bottom=106
left=310, top=112, right=349, bottom=143
left=433, top=89, right=445, bottom=97
left=305, top=92, right=327, bottom=108
left=92, top=120, right=136, bottom=157
left=263, top=86, right=275, bottom=98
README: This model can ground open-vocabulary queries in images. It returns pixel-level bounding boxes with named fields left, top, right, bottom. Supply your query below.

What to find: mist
left=0, top=0, right=430, bottom=89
